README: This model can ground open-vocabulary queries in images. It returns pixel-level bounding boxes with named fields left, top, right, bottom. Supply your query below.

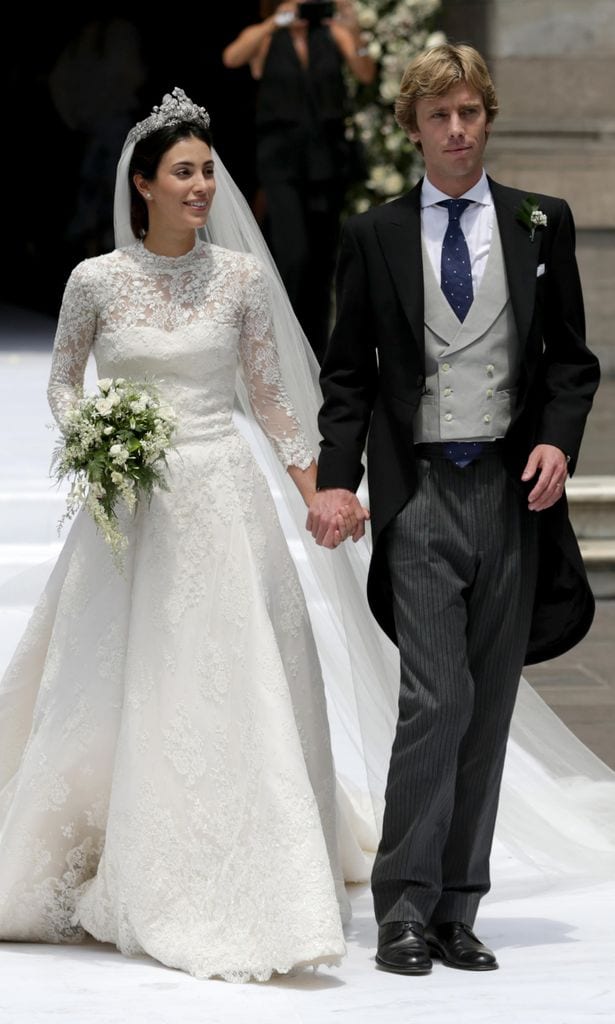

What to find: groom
left=307, top=43, right=599, bottom=974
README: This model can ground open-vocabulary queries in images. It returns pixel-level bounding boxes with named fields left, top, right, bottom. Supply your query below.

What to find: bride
left=0, top=87, right=614, bottom=984
left=0, top=88, right=358, bottom=982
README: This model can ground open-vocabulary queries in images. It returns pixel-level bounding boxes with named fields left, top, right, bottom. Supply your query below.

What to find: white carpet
left=1, top=882, right=613, bottom=1023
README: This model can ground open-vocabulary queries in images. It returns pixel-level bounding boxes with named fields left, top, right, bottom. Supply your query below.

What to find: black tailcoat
left=317, top=179, right=600, bottom=663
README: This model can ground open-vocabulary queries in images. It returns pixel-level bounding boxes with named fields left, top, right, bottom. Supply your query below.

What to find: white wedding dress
left=0, top=238, right=350, bottom=981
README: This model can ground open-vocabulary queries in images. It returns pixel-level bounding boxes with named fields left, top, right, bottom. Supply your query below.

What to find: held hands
left=522, top=444, right=569, bottom=511
left=306, top=488, right=370, bottom=548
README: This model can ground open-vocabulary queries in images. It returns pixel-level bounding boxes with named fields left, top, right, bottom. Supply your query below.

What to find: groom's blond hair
left=395, top=43, right=499, bottom=144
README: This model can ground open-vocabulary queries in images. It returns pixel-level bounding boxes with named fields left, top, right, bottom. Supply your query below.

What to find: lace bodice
left=47, top=239, right=313, bottom=469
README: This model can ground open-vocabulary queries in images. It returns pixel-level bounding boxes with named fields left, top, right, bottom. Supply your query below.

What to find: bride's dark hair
left=128, top=122, right=213, bottom=239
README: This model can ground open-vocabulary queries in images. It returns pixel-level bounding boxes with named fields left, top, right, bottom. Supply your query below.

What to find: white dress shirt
left=421, top=172, right=494, bottom=294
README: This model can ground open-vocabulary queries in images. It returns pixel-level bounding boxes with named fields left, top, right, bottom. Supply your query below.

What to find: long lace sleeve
left=238, top=259, right=314, bottom=470
left=47, top=263, right=97, bottom=430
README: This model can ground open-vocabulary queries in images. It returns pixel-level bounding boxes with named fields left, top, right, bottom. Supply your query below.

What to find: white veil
left=112, top=114, right=615, bottom=890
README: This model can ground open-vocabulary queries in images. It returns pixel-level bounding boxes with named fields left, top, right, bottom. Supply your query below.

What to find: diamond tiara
left=126, top=87, right=211, bottom=147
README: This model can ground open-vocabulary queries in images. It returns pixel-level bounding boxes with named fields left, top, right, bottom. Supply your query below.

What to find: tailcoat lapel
left=489, top=177, right=541, bottom=346
left=374, top=183, right=425, bottom=353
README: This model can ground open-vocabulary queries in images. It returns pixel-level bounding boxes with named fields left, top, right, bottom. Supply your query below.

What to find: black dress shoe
left=426, top=921, right=498, bottom=971
left=376, top=921, right=432, bottom=975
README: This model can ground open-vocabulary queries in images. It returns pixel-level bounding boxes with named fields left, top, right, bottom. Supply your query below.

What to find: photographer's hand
left=328, top=1, right=375, bottom=83
left=222, top=2, right=307, bottom=72
left=333, top=0, right=361, bottom=34
left=273, top=1, right=298, bottom=27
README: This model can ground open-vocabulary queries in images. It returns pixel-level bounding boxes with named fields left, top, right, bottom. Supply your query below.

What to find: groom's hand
left=306, top=488, right=370, bottom=548
left=522, top=444, right=568, bottom=511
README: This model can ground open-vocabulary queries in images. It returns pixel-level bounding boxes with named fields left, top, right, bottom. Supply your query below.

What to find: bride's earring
left=145, top=192, right=153, bottom=200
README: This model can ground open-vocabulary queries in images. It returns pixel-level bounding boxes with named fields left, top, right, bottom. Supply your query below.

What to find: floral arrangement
left=346, top=0, right=444, bottom=212
left=52, top=378, right=176, bottom=564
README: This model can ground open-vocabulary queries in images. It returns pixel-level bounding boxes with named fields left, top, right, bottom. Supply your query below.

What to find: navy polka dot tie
left=439, top=198, right=474, bottom=322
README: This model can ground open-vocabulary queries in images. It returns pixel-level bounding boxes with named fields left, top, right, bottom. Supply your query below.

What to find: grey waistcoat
left=413, top=214, right=521, bottom=443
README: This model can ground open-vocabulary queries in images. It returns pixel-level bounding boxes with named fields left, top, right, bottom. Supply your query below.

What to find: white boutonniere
left=516, top=195, right=548, bottom=242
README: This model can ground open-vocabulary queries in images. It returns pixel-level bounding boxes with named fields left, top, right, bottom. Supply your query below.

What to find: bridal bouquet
left=52, top=378, right=176, bottom=564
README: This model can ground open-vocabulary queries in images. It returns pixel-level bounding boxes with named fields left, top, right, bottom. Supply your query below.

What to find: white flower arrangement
left=345, top=1, right=443, bottom=211
left=52, top=377, right=176, bottom=565
left=531, top=209, right=548, bottom=231
left=516, top=195, right=548, bottom=242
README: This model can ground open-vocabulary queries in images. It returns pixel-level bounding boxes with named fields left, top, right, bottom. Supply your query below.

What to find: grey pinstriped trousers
left=372, top=453, right=538, bottom=927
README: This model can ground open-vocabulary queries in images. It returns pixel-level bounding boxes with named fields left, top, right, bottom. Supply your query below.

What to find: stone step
left=567, top=479, right=615, bottom=596
left=0, top=544, right=61, bottom=590
left=0, top=493, right=66, bottom=545
left=567, top=476, right=615, bottom=539
left=0, top=481, right=68, bottom=545
left=578, top=539, right=615, bottom=599
left=579, top=539, right=615, bottom=562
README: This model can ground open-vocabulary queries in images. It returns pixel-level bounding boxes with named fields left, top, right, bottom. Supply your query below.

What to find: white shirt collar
left=421, top=170, right=492, bottom=208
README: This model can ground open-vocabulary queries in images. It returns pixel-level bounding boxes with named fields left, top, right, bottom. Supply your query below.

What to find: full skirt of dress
left=0, top=431, right=348, bottom=982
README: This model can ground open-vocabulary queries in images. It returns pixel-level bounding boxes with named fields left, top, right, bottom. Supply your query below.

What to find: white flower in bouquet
left=130, top=397, right=150, bottom=414
left=52, top=378, right=176, bottom=567
left=109, top=443, right=130, bottom=466
left=95, top=397, right=116, bottom=417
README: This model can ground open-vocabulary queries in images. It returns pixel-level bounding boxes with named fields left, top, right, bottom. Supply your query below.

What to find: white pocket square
left=537, top=263, right=546, bottom=277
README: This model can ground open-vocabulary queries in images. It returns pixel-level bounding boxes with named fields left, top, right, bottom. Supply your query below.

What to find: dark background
left=2, top=4, right=262, bottom=316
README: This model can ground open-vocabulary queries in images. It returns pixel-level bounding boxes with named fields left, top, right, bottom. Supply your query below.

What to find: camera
left=298, top=1, right=335, bottom=24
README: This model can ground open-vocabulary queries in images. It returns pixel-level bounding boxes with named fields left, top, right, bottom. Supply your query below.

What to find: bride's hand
left=336, top=501, right=368, bottom=544
left=306, top=488, right=370, bottom=548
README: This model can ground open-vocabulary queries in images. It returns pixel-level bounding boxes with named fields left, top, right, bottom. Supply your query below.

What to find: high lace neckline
left=133, top=237, right=206, bottom=268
